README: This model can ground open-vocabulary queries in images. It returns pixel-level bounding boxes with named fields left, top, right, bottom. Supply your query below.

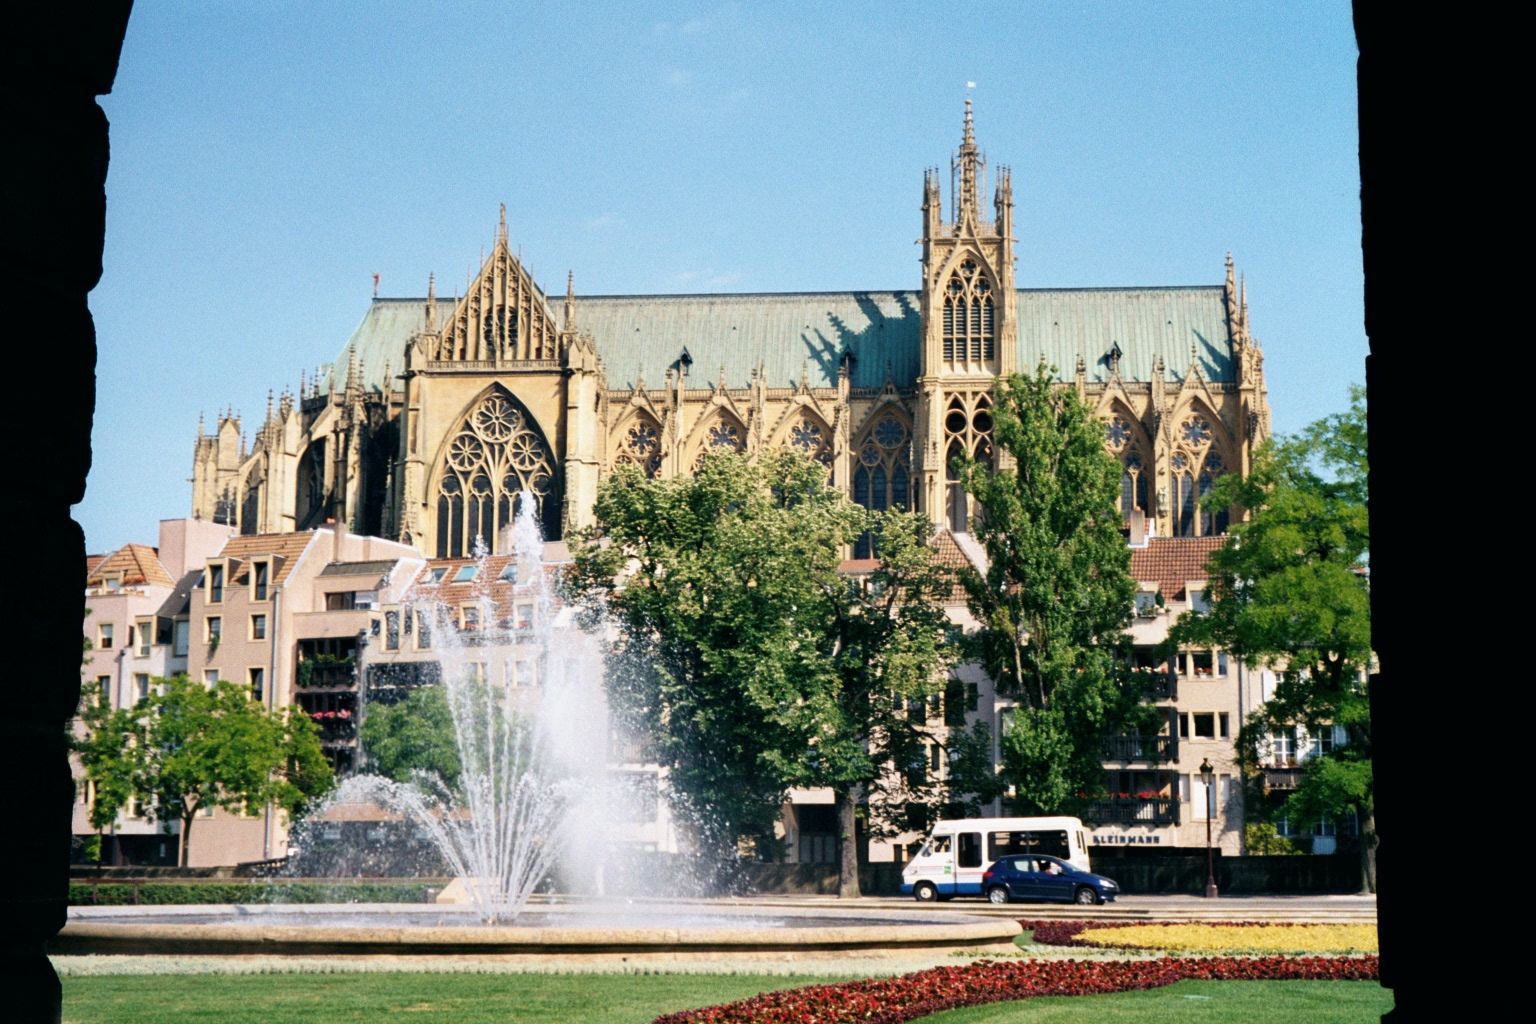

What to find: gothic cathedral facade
left=191, top=104, right=1269, bottom=554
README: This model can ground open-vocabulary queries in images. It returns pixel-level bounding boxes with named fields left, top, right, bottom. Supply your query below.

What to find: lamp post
left=1200, top=757, right=1218, bottom=898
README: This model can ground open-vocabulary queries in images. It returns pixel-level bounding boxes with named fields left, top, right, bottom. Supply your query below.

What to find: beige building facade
left=190, top=104, right=1269, bottom=557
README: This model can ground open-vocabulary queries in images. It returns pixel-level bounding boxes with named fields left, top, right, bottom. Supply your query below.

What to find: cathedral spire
left=952, top=97, right=984, bottom=225
left=497, top=203, right=508, bottom=245
left=564, top=270, right=575, bottom=331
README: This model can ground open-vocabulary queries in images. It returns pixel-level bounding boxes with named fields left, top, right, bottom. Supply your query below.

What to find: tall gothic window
left=788, top=415, right=834, bottom=472
left=941, top=259, right=995, bottom=365
left=851, top=413, right=910, bottom=558
left=1171, top=412, right=1230, bottom=537
left=1198, top=452, right=1230, bottom=535
left=435, top=390, right=559, bottom=557
left=1120, top=453, right=1149, bottom=515
left=942, top=393, right=992, bottom=532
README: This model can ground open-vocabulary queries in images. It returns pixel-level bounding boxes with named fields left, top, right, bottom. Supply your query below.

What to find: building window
left=98, top=623, right=114, bottom=649
left=137, top=622, right=153, bottom=656
left=460, top=605, right=481, bottom=630
left=515, top=603, right=535, bottom=631
left=514, top=659, right=536, bottom=687
left=417, top=610, right=432, bottom=649
left=384, top=611, right=400, bottom=650
left=173, top=619, right=189, bottom=657
left=1193, top=713, right=1216, bottom=738
left=1178, top=713, right=1189, bottom=738
left=134, top=674, right=150, bottom=702
left=250, top=614, right=267, bottom=640
left=1190, top=588, right=1211, bottom=614
left=96, top=675, right=112, bottom=702
left=209, top=564, right=224, bottom=603
left=325, top=592, right=357, bottom=611
left=1217, top=650, right=1229, bottom=676
left=204, top=669, right=220, bottom=685
left=426, top=567, right=449, bottom=584
left=1219, top=713, right=1230, bottom=738
left=206, top=617, right=221, bottom=643
left=1191, top=651, right=1214, bottom=677
left=851, top=415, right=912, bottom=557
left=435, top=390, right=560, bottom=557
left=614, top=417, right=664, bottom=477
left=499, top=562, right=519, bottom=584
left=248, top=667, right=264, bottom=702
left=253, top=561, right=269, bottom=601
left=453, top=565, right=478, bottom=583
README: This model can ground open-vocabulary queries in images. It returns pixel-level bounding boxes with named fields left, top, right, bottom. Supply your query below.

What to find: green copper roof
left=324, top=285, right=1233, bottom=395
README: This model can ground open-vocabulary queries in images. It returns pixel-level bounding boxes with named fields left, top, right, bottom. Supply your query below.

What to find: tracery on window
left=692, top=415, right=746, bottom=471
left=1170, top=447, right=1228, bottom=537
left=435, top=390, right=559, bottom=557
left=942, top=392, right=992, bottom=533
left=851, top=412, right=912, bottom=558
left=1105, top=416, right=1132, bottom=451
left=614, top=417, right=662, bottom=477
left=941, top=258, right=995, bottom=365
left=1181, top=415, right=1213, bottom=448
left=787, top=416, right=834, bottom=468
left=1120, top=451, right=1149, bottom=516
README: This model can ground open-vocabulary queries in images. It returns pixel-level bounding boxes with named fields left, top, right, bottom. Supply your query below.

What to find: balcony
left=1085, top=797, right=1179, bottom=827
left=1102, top=734, right=1178, bottom=763
left=1127, top=669, right=1176, bottom=700
left=1262, top=767, right=1305, bottom=792
left=297, top=660, right=356, bottom=690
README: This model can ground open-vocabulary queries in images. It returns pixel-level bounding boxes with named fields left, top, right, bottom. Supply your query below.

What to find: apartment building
left=76, top=519, right=235, bottom=863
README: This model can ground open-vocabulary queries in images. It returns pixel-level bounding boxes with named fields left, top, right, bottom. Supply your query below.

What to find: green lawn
left=62, top=974, right=1392, bottom=1024
left=62, top=973, right=857, bottom=1024
left=919, top=980, right=1392, bottom=1023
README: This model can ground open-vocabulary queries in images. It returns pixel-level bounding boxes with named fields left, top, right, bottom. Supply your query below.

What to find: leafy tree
left=1163, top=387, right=1373, bottom=887
left=75, top=689, right=137, bottom=859
left=570, top=449, right=962, bottom=896
left=76, top=675, right=335, bottom=865
left=360, top=685, right=462, bottom=791
left=957, top=364, right=1154, bottom=815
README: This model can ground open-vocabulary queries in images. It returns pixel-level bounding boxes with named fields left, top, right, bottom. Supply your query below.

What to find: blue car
left=980, top=854, right=1119, bottom=905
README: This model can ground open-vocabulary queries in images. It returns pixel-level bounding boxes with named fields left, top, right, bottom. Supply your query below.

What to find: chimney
left=328, top=517, right=344, bottom=561
left=1128, top=509, right=1146, bottom=548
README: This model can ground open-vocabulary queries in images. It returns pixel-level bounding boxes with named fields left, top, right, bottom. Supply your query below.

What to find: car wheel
left=1074, top=886, right=1100, bottom=905
left=914, top=882, right=938, bottom=903
left=986, top=885, right=1011, bottom=905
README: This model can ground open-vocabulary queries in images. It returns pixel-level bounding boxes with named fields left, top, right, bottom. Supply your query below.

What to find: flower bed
left=1020, top=920, right=1376, bottom=953
left=652, top=955, right=1378, bottom=1024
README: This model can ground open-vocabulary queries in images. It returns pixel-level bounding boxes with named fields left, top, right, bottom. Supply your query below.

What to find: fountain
left=55, top=494, right=1023, bottom=959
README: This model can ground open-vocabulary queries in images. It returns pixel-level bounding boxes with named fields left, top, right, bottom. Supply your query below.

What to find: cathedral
left=191, top=103, right=1269, bottom=555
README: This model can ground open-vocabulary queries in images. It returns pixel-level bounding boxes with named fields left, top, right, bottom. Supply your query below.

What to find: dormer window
left=453, top=565, right=478, bottom=583
left=1134, top=590, right=1159, bottom=617
left=1188, top=584, right=1211, bottom=614
left=208, top=564, right=224, bottom=603
left=427, top=567, right=449, bottom=584
left=253, top=561, right=269, bottom=601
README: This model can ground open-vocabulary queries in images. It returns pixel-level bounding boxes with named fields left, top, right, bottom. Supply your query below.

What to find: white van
left=900, top=816, right=1092, bottom=901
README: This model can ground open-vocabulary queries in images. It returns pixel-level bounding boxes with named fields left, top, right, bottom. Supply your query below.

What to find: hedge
left=68, top=882, right=437, bottom=905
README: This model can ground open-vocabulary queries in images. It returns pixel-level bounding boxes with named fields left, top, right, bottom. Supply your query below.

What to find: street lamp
left=1200, top=758, right=1219, bottom=898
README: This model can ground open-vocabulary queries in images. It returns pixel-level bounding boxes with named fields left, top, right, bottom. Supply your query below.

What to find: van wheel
left=987, top=886, right=1011, bottom=905
left=913, top=882, right=938, bottom=903
left=1074, top=886, right=1100, bottom=905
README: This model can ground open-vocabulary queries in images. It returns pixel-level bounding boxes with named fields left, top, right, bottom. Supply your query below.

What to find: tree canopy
left=569, top=448, right=967, bottom=895
left=359, top=685, right=462, bottom=791
left=957, top=365, right=1154, bottom=815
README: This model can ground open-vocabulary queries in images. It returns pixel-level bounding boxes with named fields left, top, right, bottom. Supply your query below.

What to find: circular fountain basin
left=56, top=901, right=1021, bottom=960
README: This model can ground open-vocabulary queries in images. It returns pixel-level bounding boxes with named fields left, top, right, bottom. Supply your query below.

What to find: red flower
left=649, top=952, right=1378, bottom=1023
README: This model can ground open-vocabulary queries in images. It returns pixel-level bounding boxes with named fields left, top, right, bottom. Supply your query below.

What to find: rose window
left=873, top=417, right=906, bottom=449
left=435, top=390, right=559, bottom=557
left=617, top=420, right=662, bottom=477
left=706, top=422, right=742, bottom=451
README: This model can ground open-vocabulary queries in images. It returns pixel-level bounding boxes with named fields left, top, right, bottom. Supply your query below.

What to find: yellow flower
left=1076, top=923, right=1378, bottom=953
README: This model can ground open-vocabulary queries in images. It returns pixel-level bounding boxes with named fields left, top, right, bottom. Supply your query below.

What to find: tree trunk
left=179, top=811, right=195, bottom=868
left=836, top=787, right=861, bottom=899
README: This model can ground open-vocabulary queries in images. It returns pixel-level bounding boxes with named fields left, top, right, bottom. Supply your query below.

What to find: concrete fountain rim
left=56, top=901, right=1023, bottom=957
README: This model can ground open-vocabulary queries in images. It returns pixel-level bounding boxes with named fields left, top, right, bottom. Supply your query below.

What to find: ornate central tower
left=915, top=100, right=1016, bottom=529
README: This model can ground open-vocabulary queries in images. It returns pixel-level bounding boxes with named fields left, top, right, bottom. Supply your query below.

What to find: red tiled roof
left=402, top=554, right=566, bottom=628
left=215, top=532, right=319, bottom=586
left=85, top=554, right=108, bottom=579
left=1129, top=536, right=1225, bottom=600
left=86, top=543, right=176, bottom=588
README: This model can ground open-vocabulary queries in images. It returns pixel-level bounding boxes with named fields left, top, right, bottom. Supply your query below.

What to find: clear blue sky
left=81, top=1, right=1363, bottom=553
